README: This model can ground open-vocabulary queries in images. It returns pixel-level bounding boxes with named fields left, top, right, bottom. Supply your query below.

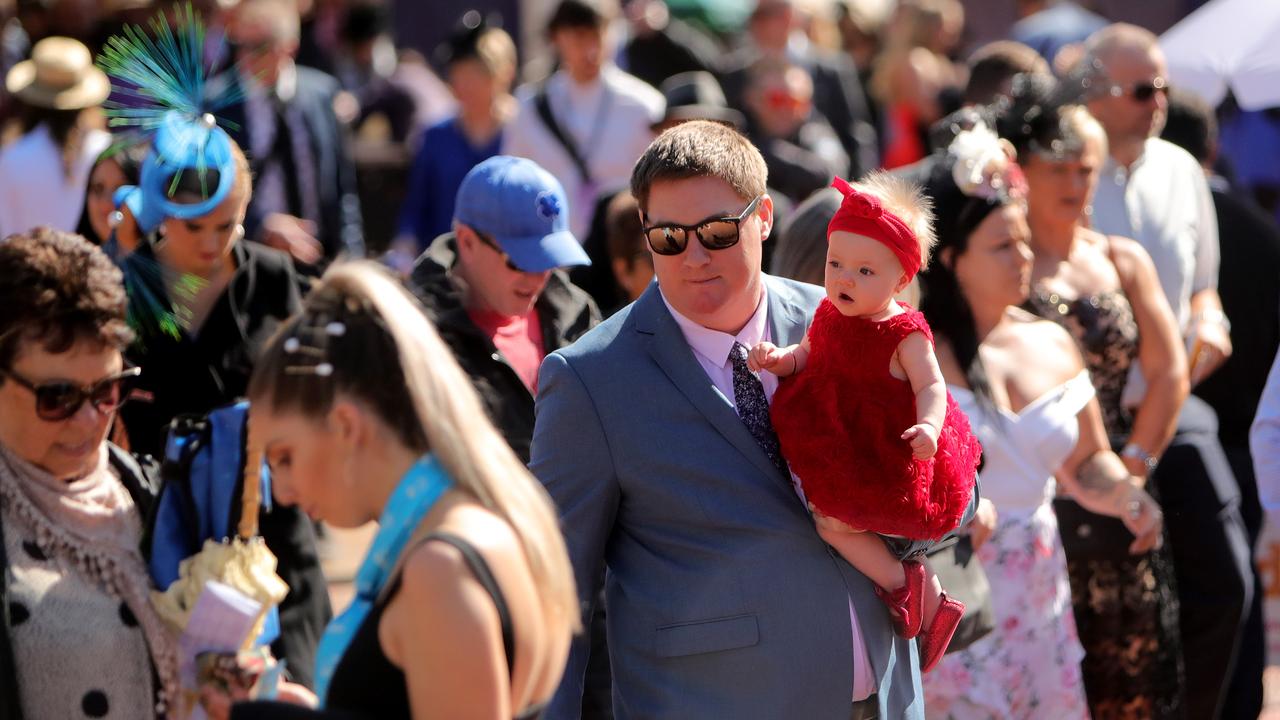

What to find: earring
left=233, top=224, right=245, bottom=240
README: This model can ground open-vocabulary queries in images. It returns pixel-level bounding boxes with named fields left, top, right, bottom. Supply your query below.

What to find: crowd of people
left=0, top=0, right=1276, bottom=718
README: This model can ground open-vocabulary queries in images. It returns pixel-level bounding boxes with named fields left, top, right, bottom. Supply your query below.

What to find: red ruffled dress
left=771, top=300, right=981, bottom=541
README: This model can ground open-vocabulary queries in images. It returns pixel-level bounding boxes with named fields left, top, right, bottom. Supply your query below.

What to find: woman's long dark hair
left=918, top=159, right=1006, bottom=415
left=19, top=102, right=91, bottom=178
left=76, top=145, right=146, bottom=244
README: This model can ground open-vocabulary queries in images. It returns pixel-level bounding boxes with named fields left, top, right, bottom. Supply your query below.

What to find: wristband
left=1121, top=443, right=1158, bottom=473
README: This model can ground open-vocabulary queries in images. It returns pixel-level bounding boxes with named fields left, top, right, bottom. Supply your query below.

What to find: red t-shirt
left=467, top=306, right=545, bottom=393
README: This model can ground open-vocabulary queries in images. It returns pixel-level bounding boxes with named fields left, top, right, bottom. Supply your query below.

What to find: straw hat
left=6, top=37, right=110, bottom=110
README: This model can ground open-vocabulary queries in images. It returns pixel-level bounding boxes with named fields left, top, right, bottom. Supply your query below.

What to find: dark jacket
left=119, top=242, right=330, bottom=687
left=121, top=240, right=302, bottom=458
left=0, top=446, right=159, bottom=720
left=1195, top=185, right=1280, bottom=443
left=408, top=233, right=601, bottom=462
left=719, top=47, right=879, bottom=177
left=222, top=66, right=365, bottom=261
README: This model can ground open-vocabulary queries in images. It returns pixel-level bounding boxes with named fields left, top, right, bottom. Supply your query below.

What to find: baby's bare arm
left=899, top=332, right=946, bottom=429
left=750, top=332, right=812, bottom=376
left=898, top=333, right=946, bottom=458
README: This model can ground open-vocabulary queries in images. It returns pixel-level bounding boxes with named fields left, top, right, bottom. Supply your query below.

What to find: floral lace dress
left=924, top=373, right=1094, bottom=719
left=1028, top=288, right=1186, bottom=719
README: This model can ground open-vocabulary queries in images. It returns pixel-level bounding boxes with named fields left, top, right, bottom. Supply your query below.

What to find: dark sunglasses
left=1, top=366, right=142, bottom=422
left=641, top=195, right=763, bottom=256
left=474, top=230, right=525, bottom=272
left=1108, top=77, right=1167, bottom=102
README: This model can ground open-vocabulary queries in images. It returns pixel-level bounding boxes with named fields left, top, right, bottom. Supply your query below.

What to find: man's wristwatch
left=1121, top=443, right=1159, bottom=473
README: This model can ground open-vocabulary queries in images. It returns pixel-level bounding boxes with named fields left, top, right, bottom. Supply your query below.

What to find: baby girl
left=750, top=173, right=981, bottom=671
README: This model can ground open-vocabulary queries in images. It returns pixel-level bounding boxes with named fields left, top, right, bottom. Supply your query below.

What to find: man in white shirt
left=532, top=120, right=939, bottom=719
left=503, top=0, right=664, bottom=239
left=1086, top=23, right=1252, bottom=719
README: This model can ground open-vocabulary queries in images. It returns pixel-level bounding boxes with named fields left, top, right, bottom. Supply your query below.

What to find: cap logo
left=536, top=190, right=561, bottom=222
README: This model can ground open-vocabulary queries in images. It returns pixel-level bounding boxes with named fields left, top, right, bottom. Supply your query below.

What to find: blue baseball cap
left=454, top=156, right=590, bottom=273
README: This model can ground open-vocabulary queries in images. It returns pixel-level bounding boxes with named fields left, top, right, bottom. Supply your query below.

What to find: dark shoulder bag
left=927, top=535, right=996, bottom=653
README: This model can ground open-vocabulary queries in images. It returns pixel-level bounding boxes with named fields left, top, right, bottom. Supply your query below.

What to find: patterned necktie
left=729, top=342, right=789, bottom=478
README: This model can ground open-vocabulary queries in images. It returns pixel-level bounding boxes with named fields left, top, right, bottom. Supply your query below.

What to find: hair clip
left=283, top=319, right=347, bottom=377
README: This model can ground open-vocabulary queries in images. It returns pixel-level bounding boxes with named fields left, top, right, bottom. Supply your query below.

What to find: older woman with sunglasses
left=0, top=227, right=179, bottom=719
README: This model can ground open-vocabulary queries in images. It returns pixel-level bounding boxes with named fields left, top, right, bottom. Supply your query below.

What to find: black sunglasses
left=1, top=366, right=142, bottom=422
left=641, top=195, right=763, bottom=256
left=1108, top=77, right=1167, bottom=102
left=474, top=230, right=525, bottom=272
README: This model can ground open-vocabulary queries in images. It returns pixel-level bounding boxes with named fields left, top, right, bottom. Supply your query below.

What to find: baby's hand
left=902, top=424, right=939, bottom=459
left=748, top=342, right=788, bottom=374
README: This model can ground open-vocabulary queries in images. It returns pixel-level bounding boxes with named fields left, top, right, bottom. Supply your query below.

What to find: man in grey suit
left=531, top=120, right=929, bottom=719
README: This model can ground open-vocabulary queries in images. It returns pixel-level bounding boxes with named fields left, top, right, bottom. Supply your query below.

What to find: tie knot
left=729, top=341, right=749, bottom=366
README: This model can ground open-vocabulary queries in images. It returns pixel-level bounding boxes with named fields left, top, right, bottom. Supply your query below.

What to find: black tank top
left=325, top=532, right=546, bottom=720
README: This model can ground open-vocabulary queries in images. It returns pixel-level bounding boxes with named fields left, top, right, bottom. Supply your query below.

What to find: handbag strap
left=534, top=83, right=594, bottom=186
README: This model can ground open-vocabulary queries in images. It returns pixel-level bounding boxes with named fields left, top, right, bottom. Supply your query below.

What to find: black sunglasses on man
left=1108, top=77, right=1167, bottom=103
left=641, top=195, right=764, bottom=256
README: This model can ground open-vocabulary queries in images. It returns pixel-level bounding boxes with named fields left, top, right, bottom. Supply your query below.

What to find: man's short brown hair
left=630, top=120, right=768, bottom=212
left=0, top=227, right=132, bottom=371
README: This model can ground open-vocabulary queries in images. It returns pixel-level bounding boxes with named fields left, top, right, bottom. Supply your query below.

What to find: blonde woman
left=222, top=261, right=578, bottom=720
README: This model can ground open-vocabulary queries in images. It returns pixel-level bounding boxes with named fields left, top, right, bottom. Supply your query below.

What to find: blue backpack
left=148, top=401, right=280, bottom=645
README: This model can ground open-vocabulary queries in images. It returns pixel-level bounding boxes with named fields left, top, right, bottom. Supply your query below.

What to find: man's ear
left=455, top=224, right=476, bottom=253
left=758, top=193, right=775, bottom=241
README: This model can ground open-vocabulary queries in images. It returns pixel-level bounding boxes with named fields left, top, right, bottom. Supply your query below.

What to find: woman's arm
left=1057, top=393, right=1163, bottom=554
left=388, top=544, right=510, bottom=720
left=1110, top=236, right=1189, bottom=476
left=898, top=331, right=947, bottom=458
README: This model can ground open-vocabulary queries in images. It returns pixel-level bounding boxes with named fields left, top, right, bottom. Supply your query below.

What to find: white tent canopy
left=1159, top=0, right=1280, bottom=110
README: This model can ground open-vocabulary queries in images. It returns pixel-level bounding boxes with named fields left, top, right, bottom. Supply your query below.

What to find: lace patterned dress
left=924, top=373, right=1094, bottom=719
left=1028, top=288, right=1186, bottom=719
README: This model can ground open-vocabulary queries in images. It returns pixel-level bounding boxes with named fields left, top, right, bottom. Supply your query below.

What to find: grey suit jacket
left=531, top=275, right=925, bottom=719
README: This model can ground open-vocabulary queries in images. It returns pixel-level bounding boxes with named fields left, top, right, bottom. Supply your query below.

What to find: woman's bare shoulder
left=993, top=309, right=1083, bottom=373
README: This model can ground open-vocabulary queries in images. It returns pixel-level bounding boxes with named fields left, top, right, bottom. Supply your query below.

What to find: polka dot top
left=2, top=500, right=160, bottom=719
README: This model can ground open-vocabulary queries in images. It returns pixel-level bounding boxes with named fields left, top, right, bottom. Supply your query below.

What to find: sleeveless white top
left=950, top=370, right=1096, bottom=515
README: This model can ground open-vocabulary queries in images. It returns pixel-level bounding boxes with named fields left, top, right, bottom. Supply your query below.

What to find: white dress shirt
left=660, top=285, right=877, bottom=701
left=1090, top=136, right=1220, bottom=406
left=504, top=65, right=663, bottom=238
left=0, top=124, right=109, bottom=239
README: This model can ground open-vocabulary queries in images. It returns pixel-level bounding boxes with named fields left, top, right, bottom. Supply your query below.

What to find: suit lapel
left=635, top=278, right=805, bottom=485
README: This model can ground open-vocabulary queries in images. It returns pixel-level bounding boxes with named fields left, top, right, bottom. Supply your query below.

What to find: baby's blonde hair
left=849, top=170, right=938, bottom=270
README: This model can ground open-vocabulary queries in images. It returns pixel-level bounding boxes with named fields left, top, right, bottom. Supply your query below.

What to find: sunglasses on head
left=1, top=366, right=142, bottom=422
left=1108, top=77, right=1167, bottom=102
left=641, top=195, right=763, bottom=256
left=474, top=230, right=525, bottom=272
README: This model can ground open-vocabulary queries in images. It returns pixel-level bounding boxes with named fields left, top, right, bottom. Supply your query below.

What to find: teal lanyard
left=313, top=454, right=453, bottom=704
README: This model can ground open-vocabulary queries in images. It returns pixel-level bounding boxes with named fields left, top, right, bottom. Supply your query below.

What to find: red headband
left=827, top=177, right=921, bottom=280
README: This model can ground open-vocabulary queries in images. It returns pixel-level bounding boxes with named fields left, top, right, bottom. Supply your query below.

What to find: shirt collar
left=1104, top=136, right=1156, bottom=184
left=660, top=284, right=770, bottom=368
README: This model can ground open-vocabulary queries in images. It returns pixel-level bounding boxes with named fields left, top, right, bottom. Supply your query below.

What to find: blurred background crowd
left=2, top=0, right=1280, bottom=718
